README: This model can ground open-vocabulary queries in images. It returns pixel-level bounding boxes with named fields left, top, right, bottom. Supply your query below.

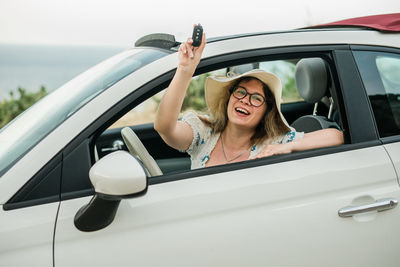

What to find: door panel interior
left=96, top=124, right=190, bottom=174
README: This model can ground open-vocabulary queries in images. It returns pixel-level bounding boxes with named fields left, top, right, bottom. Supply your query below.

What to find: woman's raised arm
left=154, top=29, right=206, bottom=151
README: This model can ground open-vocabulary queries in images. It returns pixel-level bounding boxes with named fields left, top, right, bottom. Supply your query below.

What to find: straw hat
left=204, top=69, right=288, bottom=125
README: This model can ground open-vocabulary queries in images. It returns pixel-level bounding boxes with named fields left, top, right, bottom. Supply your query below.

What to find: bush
left=0, top=86, right=47, bottom=129
left=182, top=73, right=209, bottom=112
left=151, top=73, right=210, bottom=113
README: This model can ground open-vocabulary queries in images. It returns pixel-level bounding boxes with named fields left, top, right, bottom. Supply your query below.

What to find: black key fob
left=192, top=24, right=203, bottom=47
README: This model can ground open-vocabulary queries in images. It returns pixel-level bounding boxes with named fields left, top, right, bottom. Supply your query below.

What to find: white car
left=1, top=14, right=400, bottom=266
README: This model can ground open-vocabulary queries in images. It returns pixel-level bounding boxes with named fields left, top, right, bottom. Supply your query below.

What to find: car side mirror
left=74, top=151, right=148, bottom=232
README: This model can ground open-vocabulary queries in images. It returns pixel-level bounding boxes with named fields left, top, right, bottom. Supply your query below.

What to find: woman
left=154, top=30, right=344, bottom=169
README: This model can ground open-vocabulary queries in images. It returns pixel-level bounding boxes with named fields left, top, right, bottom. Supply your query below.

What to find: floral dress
left=182, top=112, right=305, bottom=169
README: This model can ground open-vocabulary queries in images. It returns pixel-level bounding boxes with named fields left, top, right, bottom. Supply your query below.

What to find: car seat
left=291, top=58, right=341, bottom=133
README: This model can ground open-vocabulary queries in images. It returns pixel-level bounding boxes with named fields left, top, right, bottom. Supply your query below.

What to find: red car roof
left=306, top=13, right=400, bottom=32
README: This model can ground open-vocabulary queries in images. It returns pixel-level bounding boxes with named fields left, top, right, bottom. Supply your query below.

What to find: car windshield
left=0, top=48, right=168, bottom=175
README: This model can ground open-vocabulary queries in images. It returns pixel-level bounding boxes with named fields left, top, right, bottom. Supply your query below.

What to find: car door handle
left=101, top=140, right=124, bottom=152
left=338, top=198, right=398, bottom=218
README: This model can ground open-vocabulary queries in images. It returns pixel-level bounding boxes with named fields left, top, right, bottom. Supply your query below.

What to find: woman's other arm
left=256, top=128, right=344, bottom=158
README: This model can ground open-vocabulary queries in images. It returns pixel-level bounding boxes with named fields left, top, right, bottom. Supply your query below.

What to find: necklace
left=220, top=134, right=251, bottom=163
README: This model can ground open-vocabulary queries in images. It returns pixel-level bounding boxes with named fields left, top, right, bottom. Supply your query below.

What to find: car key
left=192, top=24, right=203, bottom=47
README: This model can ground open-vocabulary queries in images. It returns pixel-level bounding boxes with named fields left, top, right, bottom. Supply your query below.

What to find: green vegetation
left=261, top=61, right=301, bottom=103
left=0, top=87, right=47, bottom=129
left=182, top=73, right=210, bottom=112
left=152, top=73, right=210, bottom=112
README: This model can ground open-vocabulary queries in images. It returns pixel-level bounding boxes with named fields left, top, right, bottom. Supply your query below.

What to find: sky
left=0, top=0, right=399, bottom=47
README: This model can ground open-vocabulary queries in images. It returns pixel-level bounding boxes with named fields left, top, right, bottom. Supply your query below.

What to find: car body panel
left=54, top=146, right=400, bottom=266
left=0, top=202, right=58, bottom=267
left=384, top=142, right=400, bottom=184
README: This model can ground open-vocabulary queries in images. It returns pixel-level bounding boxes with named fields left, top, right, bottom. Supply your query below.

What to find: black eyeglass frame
left=231, top=86, right=266, bottom=107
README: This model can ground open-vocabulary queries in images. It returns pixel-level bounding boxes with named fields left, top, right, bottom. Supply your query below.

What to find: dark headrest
left=295, top=58, right=328, bottom=103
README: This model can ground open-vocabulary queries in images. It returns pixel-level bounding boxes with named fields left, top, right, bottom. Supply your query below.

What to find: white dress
left=182, top=112, right=305, bottom=169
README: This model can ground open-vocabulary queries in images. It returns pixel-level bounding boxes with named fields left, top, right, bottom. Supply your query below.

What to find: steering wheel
left=121, top=127, right=163, bottom=177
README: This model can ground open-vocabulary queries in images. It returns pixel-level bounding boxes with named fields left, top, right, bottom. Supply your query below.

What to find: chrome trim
left=101, top=140, right=124, bottom=152
left=338, top=198, right=398, bottom=218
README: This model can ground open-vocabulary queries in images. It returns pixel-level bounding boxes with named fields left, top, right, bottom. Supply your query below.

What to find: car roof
left=205, top=28, right=383, bottom=43
left=136, top=27, right=397, bottom=50
left=304, top=13, right=400, bottom=32
left=135, top=14, right=399, bottom=50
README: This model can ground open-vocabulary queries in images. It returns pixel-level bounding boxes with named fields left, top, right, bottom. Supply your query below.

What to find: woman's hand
left=178, top=25, right=206, bottom=74
left=255, top=143, right=294, bottom=158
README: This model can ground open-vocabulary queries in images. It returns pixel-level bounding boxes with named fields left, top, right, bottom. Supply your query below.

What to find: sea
left=0, top=44, right=128, bottom=101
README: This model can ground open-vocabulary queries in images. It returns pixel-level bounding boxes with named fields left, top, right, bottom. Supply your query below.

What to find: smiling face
left=227, top=78, right=267, bottom=131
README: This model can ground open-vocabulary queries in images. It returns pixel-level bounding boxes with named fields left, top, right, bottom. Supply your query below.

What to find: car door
left=54, top=148, right=400, bottom=267
left=53, top=47, right=400, bottom=267
left=0, top=203, right=58, bottom=267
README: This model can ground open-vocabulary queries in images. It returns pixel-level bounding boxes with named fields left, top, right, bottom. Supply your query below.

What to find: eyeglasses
left=232, top=86, right=266, bottom=107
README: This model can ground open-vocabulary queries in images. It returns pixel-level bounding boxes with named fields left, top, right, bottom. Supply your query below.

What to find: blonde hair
left=199, top=77, right=290, bottom=144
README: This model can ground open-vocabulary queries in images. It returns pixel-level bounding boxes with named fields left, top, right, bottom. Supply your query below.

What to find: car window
left=110, top=60, right=303, bottom=129
left=99, top=55, right=339, bottom=175
left=108, top=68, right=225, bottom=129
left=260, top=60, right=302, bottom=103
left=227, top=60, right=303, bottom=103
left=353, top=51, right=400, bottom=137
left=109, top=91, right=163, bottom=129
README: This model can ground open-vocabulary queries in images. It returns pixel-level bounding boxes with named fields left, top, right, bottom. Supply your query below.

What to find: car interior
left=94, top=56, right=344, bottom=177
